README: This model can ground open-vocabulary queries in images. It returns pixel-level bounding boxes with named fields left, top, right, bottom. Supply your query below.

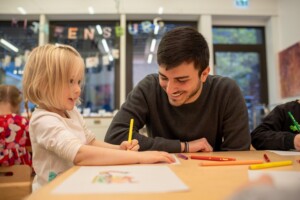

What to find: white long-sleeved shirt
left=29, top=107, right=95, bottom=191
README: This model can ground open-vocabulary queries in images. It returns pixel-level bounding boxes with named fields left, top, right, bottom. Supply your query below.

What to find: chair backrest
left=0, top=165, right=32, bottom=183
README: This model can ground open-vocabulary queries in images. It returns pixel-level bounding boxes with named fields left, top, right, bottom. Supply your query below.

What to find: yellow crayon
left=128, top=118, right=134, bottom=143
left=249, top=160, right=293, bottom=170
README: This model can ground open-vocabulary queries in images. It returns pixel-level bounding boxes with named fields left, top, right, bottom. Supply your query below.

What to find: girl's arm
left=89, top=139, right=140, bottom=151
left=73, top=145, right=174, bottom=166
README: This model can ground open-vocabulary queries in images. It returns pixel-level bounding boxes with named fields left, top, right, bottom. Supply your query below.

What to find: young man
left=105, top=26, right=250, bottom=153
left=251, top=100, right=300, bottom=150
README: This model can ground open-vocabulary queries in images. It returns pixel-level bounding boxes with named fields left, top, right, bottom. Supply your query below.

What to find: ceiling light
left=88, top=6, right=94, bottom=14
left=158, top=7, right=164, bottom=15
left=96, top=25, right=103, bottom=35
left=17, top=7, right=27, bottom=15
left=0, top=38, right=19, bottom=53
left=147, top=54, right=153, bottom=64
left=150, top=39, right=157, bottom=52
left=102, top=39, right=109, bottom=53
left=154, top=25, right=159, bottom=35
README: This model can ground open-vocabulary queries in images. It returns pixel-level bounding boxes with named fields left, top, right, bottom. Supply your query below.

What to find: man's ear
left=201, top=67, right=210, bottom=82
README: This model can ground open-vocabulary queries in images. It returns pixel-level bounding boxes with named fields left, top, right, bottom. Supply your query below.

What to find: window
left=213, top=26, right=268, bottom=130
left=0, top=20, right=39, bottom=112
left=0, top=20, right=39, bottom=88
left=126, top=21, right=197, bottom=94
left=49, top=21, right=120, bottom=112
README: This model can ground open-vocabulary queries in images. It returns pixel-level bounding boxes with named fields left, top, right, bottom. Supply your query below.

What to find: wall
left=3, top=0, right=296, bottom=107
left=276, top=0, right=300, bottom=104
left=278, top=0, right=300, bottom=50
left=0, top=0, right=278, bottom=16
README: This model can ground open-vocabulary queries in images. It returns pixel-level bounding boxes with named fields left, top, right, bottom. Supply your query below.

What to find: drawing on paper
left=92, top=170, right=137, bottom=184
left=52, top=166, right=189, bottom=194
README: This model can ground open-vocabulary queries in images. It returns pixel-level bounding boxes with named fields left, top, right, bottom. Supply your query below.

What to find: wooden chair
left=0, top=165, right=32, bottom=200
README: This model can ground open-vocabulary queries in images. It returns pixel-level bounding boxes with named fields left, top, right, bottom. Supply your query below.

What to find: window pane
left=50, top=21, right=119, bottom=112
left=213, top=27, right=263, bottom=44
left=130, top=22, right=196, bottom=87
left=215, top=51, right=262, bottom=130
left=213, top=26, right=268, bottom=130
left=0, top=20, right=39, bottom=87
left=215, top=52, right=261, bottom=101
left=0, top=20, right=39, bottom=113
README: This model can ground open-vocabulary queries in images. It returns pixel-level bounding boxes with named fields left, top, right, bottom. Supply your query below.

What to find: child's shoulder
left=31, top=108, right=63, bottom=122
left=31, top=107, right=81, bottom=122
left=0, top=113, right=28, bottom=125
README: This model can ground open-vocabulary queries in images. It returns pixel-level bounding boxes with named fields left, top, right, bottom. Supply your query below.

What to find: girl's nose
left=74, top=84, right=81, bottom=94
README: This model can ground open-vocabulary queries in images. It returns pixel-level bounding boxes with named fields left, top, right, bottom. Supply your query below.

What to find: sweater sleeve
left=251, top=106, right=296, bottom=150
left=104, top=75, right=181, bottom=152
left=105, top=76, right=152, bottom=146
left=220, top=78, right=251, bottom=151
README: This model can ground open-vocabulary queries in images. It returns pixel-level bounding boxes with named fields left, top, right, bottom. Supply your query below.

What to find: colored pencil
left=263, top=153, right=271, bottom=162
left=249, top=160, right=293, bottom=170
left=177, top=153, right=189, bottom=160
left=191, top=155, right=236, bottom=161
left=127, top=118, right=134, bottom=143
left=200, top=160, right=264, bottom=166
left=288, top=111, right=300, bottom=131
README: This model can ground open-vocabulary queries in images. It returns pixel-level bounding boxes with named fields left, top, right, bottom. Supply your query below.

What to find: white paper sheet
left=52, top=165, right=188, bottom=194
left=268, top=150, right=300, bottom=156
left=248, top=170, right=300, bottom=188
left=171, top=154, right=180, bottom=164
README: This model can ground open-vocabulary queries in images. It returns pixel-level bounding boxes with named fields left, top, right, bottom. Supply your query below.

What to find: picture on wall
left=279, top=42, right=300, bottom=98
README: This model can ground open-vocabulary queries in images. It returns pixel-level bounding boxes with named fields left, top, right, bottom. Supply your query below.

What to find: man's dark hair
left=157, top=26, right=209, bottom=75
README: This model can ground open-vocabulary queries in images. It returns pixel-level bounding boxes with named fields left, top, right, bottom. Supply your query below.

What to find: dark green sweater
left=105, top=74, right=250, bottom=153
left=251, top=100, right=300, bottom=150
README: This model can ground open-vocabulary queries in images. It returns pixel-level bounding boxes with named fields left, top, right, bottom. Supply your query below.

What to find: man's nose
left=166, top=81, right=177, bottom=94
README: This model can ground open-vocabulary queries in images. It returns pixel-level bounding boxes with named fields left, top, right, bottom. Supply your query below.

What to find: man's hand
left=188, top=138, right=213, bottom=152
left=294, top=134, right=300, bottom=150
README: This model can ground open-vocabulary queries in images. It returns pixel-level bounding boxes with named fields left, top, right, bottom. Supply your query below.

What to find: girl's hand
left=120, top=139, right=140, bottom=151
left=137, top=151, right=175, bottom=164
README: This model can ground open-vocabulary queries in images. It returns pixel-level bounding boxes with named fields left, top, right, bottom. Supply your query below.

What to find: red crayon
left=263, top=153, right=271, bottom=162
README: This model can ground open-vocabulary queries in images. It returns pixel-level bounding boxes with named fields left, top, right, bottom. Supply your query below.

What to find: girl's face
left=60, top=61, right=84, bottom=115
left=62, top=75, right=82, bottom=111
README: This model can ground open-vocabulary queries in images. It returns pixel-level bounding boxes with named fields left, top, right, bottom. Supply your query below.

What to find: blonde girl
left=22, top=44, right=174, bottom=191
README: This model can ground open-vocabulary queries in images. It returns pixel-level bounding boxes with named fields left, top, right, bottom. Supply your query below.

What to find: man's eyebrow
left=158, top=72, right=189, bottom=79
left=175, top=76, right=189, bottom=79
left=158, top=72, right=166, bottom=77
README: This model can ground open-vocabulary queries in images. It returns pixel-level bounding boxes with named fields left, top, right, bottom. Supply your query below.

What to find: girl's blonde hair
left=22, top=44, right=84, bottom=111
left=0, top=84, right=23, bottom=114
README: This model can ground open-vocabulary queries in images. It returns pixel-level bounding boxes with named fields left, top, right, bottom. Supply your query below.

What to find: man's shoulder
left=208, top=74, right=235, bottom=81
left=143, top=73, right=159, bottom=82
left=207, top=75, right=237, bottom=88
left=136, top=73, right=160, bottom=88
